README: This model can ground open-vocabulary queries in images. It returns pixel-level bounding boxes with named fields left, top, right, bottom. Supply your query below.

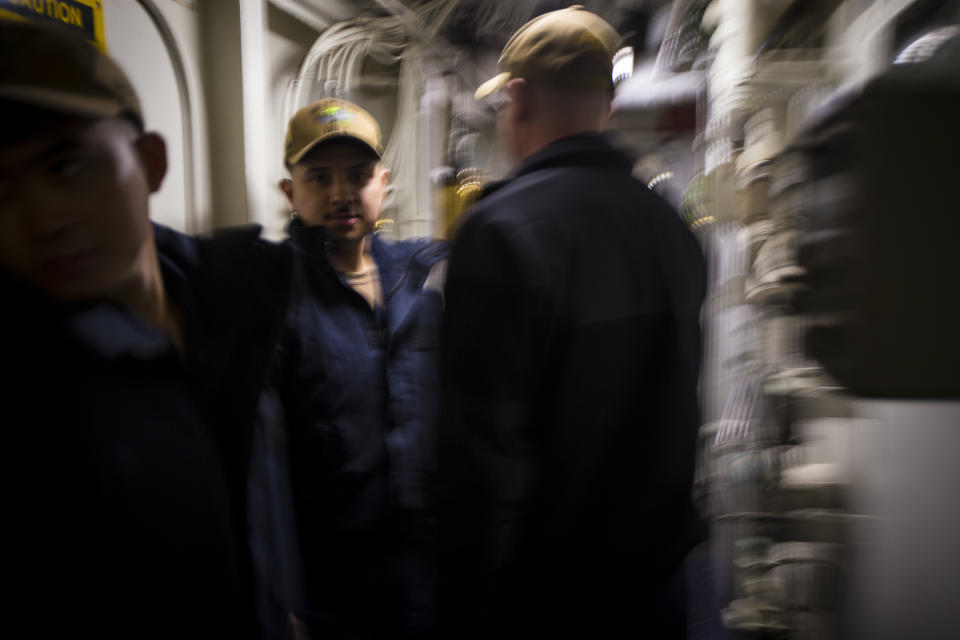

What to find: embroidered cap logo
left=315, top=105, right=356, bottom=126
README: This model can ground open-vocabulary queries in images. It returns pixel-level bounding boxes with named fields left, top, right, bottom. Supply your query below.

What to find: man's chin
left=326, top=226, right=370, bottom=242
left=37, top=281, right=113, bottom=303
left=32, top=269, right=129, bottom=305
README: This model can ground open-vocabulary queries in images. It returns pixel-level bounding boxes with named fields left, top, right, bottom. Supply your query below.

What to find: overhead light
left=648, top=170, right=674, bottom=189
left=613, top=46, right=634, bottom=86
left=894, top=25, right=959, bottom=64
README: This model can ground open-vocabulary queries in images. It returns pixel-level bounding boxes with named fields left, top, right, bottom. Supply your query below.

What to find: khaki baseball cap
left=284, top=98, right=383, bottom=166
left=0, top=17, right=143, bottom=126
left=475, top=5, right=620, bottom=101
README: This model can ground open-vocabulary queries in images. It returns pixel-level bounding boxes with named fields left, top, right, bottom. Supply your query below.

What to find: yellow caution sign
left=0, top=0, right=106, bottom=53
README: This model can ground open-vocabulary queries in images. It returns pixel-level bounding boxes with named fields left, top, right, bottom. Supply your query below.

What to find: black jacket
left=439, top=133, right=707, bottom=638
left=157, top=224, right=297, bottom=640
left=5, top=223, right=292, bottom=639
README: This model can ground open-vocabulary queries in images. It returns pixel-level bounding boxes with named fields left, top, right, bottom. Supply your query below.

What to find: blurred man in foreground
left=439, top=6, right=707, bottom=638
left=0, top=18, right=292, bottom=638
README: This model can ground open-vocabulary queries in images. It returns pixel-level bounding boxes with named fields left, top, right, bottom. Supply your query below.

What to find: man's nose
left=328, top=173, right=355, bottom=204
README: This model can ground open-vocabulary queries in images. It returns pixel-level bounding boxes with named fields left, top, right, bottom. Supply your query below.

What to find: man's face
left=281, top=141, right=388, bottom=244
left=0, top=116, right=164, bottom=302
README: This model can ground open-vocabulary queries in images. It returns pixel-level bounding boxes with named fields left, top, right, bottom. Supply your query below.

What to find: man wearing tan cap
left=275, top=98, right=447, bottom=638
left=439, top=6, right=707, bottom=639
left=0, top=18, right=295, bottom=640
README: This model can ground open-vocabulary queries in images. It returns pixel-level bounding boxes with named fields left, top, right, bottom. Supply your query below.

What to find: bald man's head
left=497, top=77, right=613, bottom=162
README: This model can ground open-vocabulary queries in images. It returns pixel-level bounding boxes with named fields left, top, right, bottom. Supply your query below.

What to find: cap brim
left=0, top=86, right=123, bottom=119
left=287, top=134, right=381, bottom=166
left=474, top=72, right=511, bottom=101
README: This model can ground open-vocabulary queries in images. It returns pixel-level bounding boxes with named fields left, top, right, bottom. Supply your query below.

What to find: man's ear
left=136, top=132, right=167, bottom=193
left=504, top=77, right=531, bottom=121
left=279, top=177, right=296, bottom=208
left=600, top=101, right=613, bottom=128
left=375, top=166, right=391, bottom=214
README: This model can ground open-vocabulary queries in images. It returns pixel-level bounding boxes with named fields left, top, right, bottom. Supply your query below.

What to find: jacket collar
left=483, top=132, right=633, bottom=198
left=0, top=267, right=175, bottom=362
left=63, top=302, right=174, bottom=361
left=285, top=218, right=444, bottom=338
left=286, top=217, right=439, bottom=291
left=0, top=224, right=193, bottom=363
left=286, top=216, right=329, bottom=257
